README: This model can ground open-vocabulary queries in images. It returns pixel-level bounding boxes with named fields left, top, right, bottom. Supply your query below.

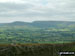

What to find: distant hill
left=0, top=21, right=75, bottom=28
left=31, top=21, right=75, bottom=28
left=0, top=21, right=30, bottom=26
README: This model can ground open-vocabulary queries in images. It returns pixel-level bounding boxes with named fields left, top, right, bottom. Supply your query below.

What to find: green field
left=0, top=27, right=75, bottom=44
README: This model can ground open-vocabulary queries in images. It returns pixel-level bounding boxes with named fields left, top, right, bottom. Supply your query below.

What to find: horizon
left=0, top=20, right=75, bottom=23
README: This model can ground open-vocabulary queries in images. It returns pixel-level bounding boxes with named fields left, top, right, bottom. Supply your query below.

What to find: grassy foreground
left=0, top=43, right=75, bottom=56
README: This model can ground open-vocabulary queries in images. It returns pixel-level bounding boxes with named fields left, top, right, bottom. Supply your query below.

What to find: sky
left=0, top=0, right=75, bottom=23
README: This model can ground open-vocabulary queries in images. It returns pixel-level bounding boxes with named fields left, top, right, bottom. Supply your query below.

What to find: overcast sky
left=0, top=0, right=75, bottom=23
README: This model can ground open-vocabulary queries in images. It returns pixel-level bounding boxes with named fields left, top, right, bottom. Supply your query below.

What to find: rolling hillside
left=0, top=21, right=75, bottom=44
left=0, top=21, right=75, bottom=28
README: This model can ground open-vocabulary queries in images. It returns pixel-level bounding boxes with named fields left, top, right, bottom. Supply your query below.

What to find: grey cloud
left=0, top=0, right=75, bottom=22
